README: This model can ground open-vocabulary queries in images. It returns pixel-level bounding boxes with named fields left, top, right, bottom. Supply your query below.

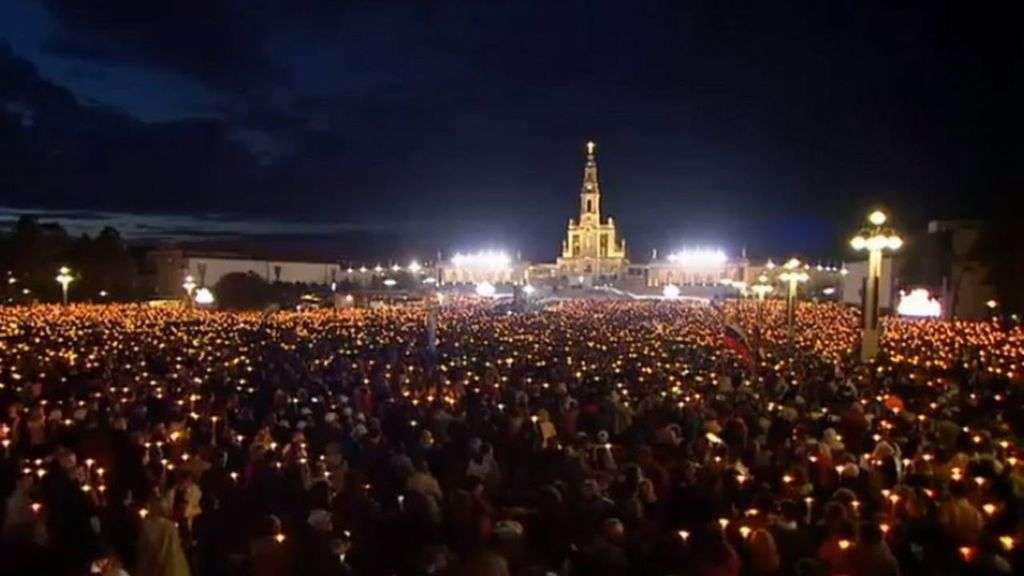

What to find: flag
left=723, top=322, right=755, bottom=369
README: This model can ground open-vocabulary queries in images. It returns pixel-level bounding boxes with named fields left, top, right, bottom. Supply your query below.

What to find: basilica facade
left=441, top=141, right=749, bottom=292
left=555, top=142, right=628, bottom=282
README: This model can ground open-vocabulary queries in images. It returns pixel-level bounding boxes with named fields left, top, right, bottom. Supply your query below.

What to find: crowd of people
left=0, top=299, right=1021, bottom=576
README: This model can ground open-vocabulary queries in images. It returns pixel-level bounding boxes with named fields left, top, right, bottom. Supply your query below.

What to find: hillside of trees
left=0, top=215, right=142, bottom=303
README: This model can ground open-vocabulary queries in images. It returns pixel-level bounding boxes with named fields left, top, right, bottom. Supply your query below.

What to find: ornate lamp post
left=778, top=258, right=809, bottom=344
left=182, top=274, right=197, bottom=308
left=850, top=210, right=902, bottom=361
left=750, top=273, right=775, bottom=348
left=751, top=274, right=774, bottom=301
left=985, top=299, right=1000, bottom=324
left=56, top=266, right=74, bottom=305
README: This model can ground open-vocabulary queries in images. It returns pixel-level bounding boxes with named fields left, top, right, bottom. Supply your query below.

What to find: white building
left=438, top=251, right=529, bottom=285
left=841, top=256, right=897, bottom=310
left=147, top=249, right=342, bottom=296
left=643, top=249, right=749, bottom=288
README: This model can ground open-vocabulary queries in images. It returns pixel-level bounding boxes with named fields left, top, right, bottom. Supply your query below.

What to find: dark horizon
left=2, top=1, right=1022, bottom=261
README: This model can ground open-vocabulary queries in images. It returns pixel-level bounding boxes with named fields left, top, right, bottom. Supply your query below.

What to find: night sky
left=1, top=1, right=1022, bottom=262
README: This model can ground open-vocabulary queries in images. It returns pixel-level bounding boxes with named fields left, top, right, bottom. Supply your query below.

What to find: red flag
left=723, top=323, right=755, bottom=369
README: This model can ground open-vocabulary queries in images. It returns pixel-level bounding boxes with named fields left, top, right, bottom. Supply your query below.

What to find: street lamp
left=850, top=209, right=902, bottom=361
left=750, top=274, right=774, bottom=301
left=182, top=275, right=197, bottom=297
left=750, top=274, right=775, bottom=349
left=778, top=258, right=809, bottom=343
left=986, top=299, right=999, bottom=323
left=55, top=266, right=74, bottom=305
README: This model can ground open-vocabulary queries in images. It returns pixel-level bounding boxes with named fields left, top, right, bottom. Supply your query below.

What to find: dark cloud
left=2, top=2, right=1023, bottom=260
left=0, top=44, right=333, bottom=218
left=39, top=0, right=289, bottom=92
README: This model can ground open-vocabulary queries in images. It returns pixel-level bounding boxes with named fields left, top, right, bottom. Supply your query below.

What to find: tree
left=212, top=272, right=275, bottom=310
left=980, top=219, right=1024, bottom=314
left=9, top=215, right=71, bottom=300
left=74, top=226, right=138, bottom=300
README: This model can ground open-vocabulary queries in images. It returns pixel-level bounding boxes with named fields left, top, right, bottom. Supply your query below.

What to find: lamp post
left=55, top=266, right=74, bottom=305
left=751, top=273, right=775, bottom=349
left=182, top=274, right=197, bottom=308
left=986, top=299, right=999, bottom=323
left=751, top=274, right=774, bottom=301
left=850, top=210, right=902, bottom=361
left=778, top=258, right=809, bottom=344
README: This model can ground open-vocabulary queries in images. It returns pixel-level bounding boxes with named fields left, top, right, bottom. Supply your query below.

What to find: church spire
left=582, top=141, right=600, bottom=192
left=580, top=140, right=601, bottom=223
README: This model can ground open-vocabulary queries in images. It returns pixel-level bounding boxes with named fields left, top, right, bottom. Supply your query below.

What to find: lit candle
left=210, top=416, right=220, bottom=446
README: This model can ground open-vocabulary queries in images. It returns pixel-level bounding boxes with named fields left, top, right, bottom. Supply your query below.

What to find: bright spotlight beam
left=666, top=249, right=727, bottom=266
left=451, top=250, right=511, bottom=270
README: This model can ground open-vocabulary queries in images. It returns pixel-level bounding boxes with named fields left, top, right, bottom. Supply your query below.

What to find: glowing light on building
left=897, top=288, right=941, bottom=318
left=475, top=282, right=496, bottom=297
left=194, top=287, right=215, bottom=305
left=667, top=249, right=727, bottom=266
left=662, top=284, right=681, bottom=299
left=522, top=284, right=536, bottom=295
left=407, top=261, right=422, bottom=273
left=383, top=278, right=397, bottom=287
left=452, top=251, right=511, bottom=269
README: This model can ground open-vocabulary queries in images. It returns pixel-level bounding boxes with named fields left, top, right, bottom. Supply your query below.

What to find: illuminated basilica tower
left=557, top=141, right=628, bottom=279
